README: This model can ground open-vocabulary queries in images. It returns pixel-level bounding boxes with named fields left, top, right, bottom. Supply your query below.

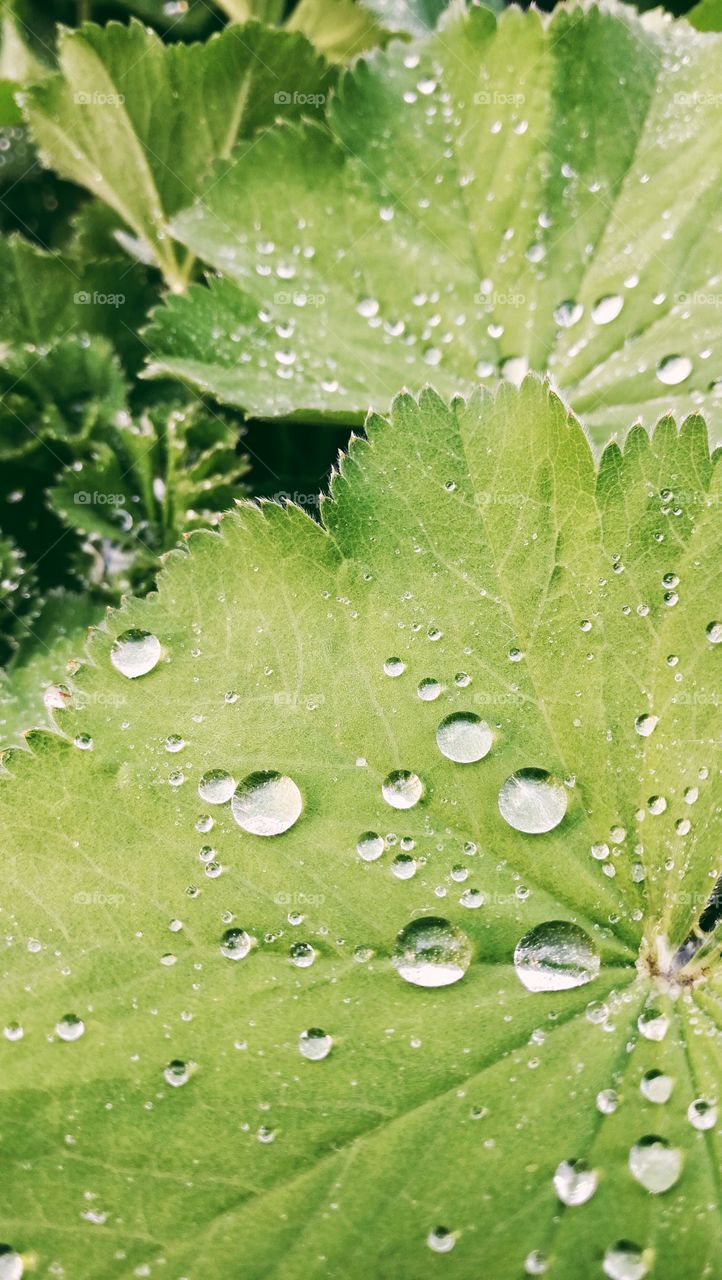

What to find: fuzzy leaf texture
left=146, top=2, right=722, bottom=446
left=1, top=380, right=722, bottom=1279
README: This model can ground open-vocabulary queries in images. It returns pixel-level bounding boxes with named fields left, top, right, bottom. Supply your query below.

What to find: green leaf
left=0, top=530, right=38, bottom=661
left=0, top=8, right=48, bottom=123
left=0, top=588, right=103, bottom=746
left=286, top=0, right=387, bottom=62
left=2, top=379, right=721, bottom=1277
left=22, top=19, right=332, bottom=289
left=216, top=0, right=285, bottom=22
left=49, top=402, right=249, bottom=590
left=146, top=3, right=722, bottom=446
left=688, top=0, right=722, bottom=29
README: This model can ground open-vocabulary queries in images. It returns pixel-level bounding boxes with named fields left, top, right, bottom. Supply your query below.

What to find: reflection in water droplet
left=357, top=831, right=384, bottom=862
left=688, top=1098, right=717, bottom=1130
left=384, top=657, right=406, bottom=677
left=637, top=1008, right=669, bottom=1041
left=553, top=1158, right=597, bottom=1206
left=514, top=921, right=600, bottom=992
left=110, top=629, right=161, bottom=678
left=498, top=769, right=567, bottom=833
left=299, top=1028, right=332, bottom=1060
left=290, top=941, right=316, bottom=968
left=640, top=1070, right=673, bottom=1104
left=629, top=1137, right=682, bottom=1193
left=591, top=294, right=624, bottom=324
left=656, top=354, right=692, bottom=385
left=417, top=677, right=442, bottom=701
left=436, top=712, right=492, bottom=763
left=426, top=1227, right=455, bottom=1254
left=603, top=1242, right=649, bottom=1280
left=220, top=928, right=252, bottom=960
left=231, top=771, right=302, bottom=835
left=392, top=917, right=471, bottom=988
left=382, top=770, right=423, bottom=810
left=706, top=621, right=722, bottom=644
left=56, top=1014, right=85, bottom=1042
left=198, top=769, right=236, bottom=805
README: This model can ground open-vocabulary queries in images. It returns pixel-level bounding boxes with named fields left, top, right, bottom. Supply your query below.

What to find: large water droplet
left=637, top=1008, right=669, bottom=1041
left=629, top=1137, right=682, bottom=1193
left=552, top=1158, right=597, bottom=1205
left=634, top=714, right=658, bottom=738
left=706, top=621, right=722, bottom=644
left=231, top=771, right=302, bottom=835
left=392, top=917, right=471, bottom=988
left=498, top=769, right=567, bottom=833
left=198, top=769, right=236, bottom=805
left=220, top=928, right=252, bottom=960
left=110, top=629, right=161, bottom=678
left=357, top=831, right=384, bottom=862
left=426, top=1227, right=455, bottom=1254
left=436, top=712, right=492, bottom=763
left=640, top=1070, right=673, bottom=1104
left=656, top=354, right=692, bottom=385
left=0, top=1249, right=23, bottom=1280
left=290, top=941, right=316, bottom=968
left=299, top=1028, right=332, bottom=1060
left=513, top=921, right=600, bottom=992
left=591, top=294, right=624, bottom=324
left=56, top=1014, right=85, bottom=1042
left=603, top=1242, right=649, bottom=1280
left=382, top=770, right=423, bottom=810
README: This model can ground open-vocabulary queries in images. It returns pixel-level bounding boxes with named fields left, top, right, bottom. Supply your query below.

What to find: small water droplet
left=499, top=769, right=567, bottom=833
left=597, top=1088, right=618, bottom=1115
left=231, top=771, right=303, bottom=835
left=603, top=1242, right=649, bottom=1280
left=110, top=629, right=161, bottom=678
left=634, top=714, right=658, bottom=738
left=426, top=1227, right=455, bottom=1254
left=553, top=1158, right=597, bottom=1205
left=656, top=354, right=692, bottom=385
left=706, top=621, right=722, bottom=644
left=0, top=1248, right=24, bottom=1280
left=436, top=712, right=492, bottom=763
left=417, top=678, right=442, bottom=701
left=392, top=917, right=471, bottom=988
left=688, top=1098, right=717, bottom=1130
left=514, top=921, right=599, bottom=992
left=56, top=1014, right=85, bottom=1042
left=220, top=928, right=252, bottom=960
left=290, top=941, right=316, bottom=968
left=382, top=770, right=423, bottom=810
left=591, top=294, right=624, bottom=324
left=553, top=299, right=583, bottom=328
left=198, top=769, right=236, bottom=805
left=357, top=831, right=385, bottom=861
left=640, top=1070, right=673, bottom=1104
left=384, top=657, right=406, bottom=677
left=164, top=1059, right=190, bottom=1087
left=637, top=1008, right=669, bottom=1041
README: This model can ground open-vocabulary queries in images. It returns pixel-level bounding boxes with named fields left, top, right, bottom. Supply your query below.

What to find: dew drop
left=637, top=1008, right=669, bottom=1041
left=688, top=1098, right=717, bottom=1130
left=628, top=1136, right=682, bottom=1193
left=513, top=921, right=600, bottom=992
left=290, top=941, right=316, bottom=968
left=498, top=769, right=567, bottom=834
left=603, top=1242, right=649, bottom=1280
left=382, top=770, right=423, bottom=810
left=656, top=354, right=692, bottom=385
left=552, top=1158, right=597, bottom=1206
left=417, top=678, right=442, bottom=701
left=164, top=1059, right=190, bottom=1087
left=110, top=629, right=161, bottom=678
left=706, top=621, right=722, bottom=644
left=384, top=657, right=406, bottom=677
left=591, top=294, right=624, bottom=324
left=198, top=769, right=236, bottom=805
left=231, top=771, right=303, bottom=835
left=357, top=831, right=385, bottom=862
left=553, top=299, right=583, bottom=328
left=299, top=1027, right=332, bottom=1060
left=220, top=928, right=252, bottom=960
left=426, top=1227, right=455, bottom=1254
left=436, top=712, right=492, bottom=763
left=597, top=1088, right=619, bottom=1115
left=0, top=1249, right=23, bottom=1280
left=56, top=1014, right=85, bottom=1042
left=392, top=917, right=471, bottom=988
left=640, top=1070, right=673, bottom=1104
left=634, top=714, right=658, bottom=738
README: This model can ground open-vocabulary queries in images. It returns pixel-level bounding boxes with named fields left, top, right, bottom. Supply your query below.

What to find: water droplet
left=688, top=1098, right=717, bottom=1130
left=460, top=887, right=484, bottom=909
left=0, top=1249, right=23, bottom=1280
left=426, top=1227, right=455, bottom=1254
left=382, top=770, right=423, bottom=810
left=384, top=657, right=406, bottom=677
left=706, top=621, right=722, bottom=644
left=391, top=853, right=417, bottom=879
left=417, top=678, right=442, bottom=701
left=164, top=1059, right=190, bottom=1087
left=392, top=917, right=471, bottom=988
left=500, top=355, right=529, bottom=386
left=637, top=1008, right=669, bottom=1041
left=513, top=921, right=600, bottom=992
left=220, top=928, right=252, bottom=960
left=231, top=771, right=303, bottom=835
left=110, top=629, right=161, bottom=678
left=553, top=1158, right=597, bottom=1206
left=640, top=1070, right=673, bottom=1104
left=634, top=714, right=658, bottom=738
left=56, top=1014, right=85, bottom=1042
left=597, top=1088, right=618, bottom=1115
left=198, top=769, right=236, bottom=805
left=628, top=1136, right=682, bottom=1193
left=656, top=354, right=692, bottom=385
left=357, top=831, right=385, bottom=861
left=436, top=712, right=492, bottom=763
left=591, top=294, right=624, bottom=324
left=165, top=735, right=185, bottom=753
left=553, top=299, right=583, bottom=328
left=290, top=941, right=316, bottom=968
left=603, top=1242, right=649, bottom=1280
left=299, top=1027, right=332, bottom=1060
left=498, top=769, right=567, bottom=834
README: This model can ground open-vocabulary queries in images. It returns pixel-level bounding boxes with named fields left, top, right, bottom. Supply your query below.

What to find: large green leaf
left=22, top=19, right=332, bottom=288
left=146, top=3, right=722, bottom=446
left=2, top=379, right=721, bottom=1278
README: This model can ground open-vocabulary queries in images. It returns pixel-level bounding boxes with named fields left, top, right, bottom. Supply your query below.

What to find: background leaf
left=1, top=380, right=721, bottom=1277
left=146, top=4, right=722, bottom=446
